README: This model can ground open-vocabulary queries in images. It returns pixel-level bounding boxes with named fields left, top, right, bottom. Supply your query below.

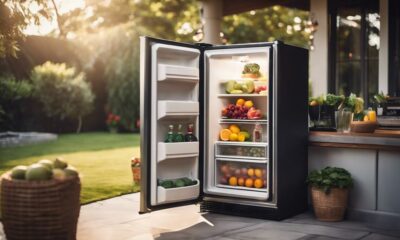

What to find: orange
left=247, top=168, right=254, bottom=177
left=220, top=129, right=232, bottom=141
left=245, top=178, right=253, bottom=188
left=237, top=177, right=245, bottom=186
left=254, top=178, right=263, bottom=188
left=229, top=176, right=238, bottom=186
left=229, top=133, right=238, bottom=141
left=229, top=124, right=240, bottom=134
left=254, top=169, right=263, bottom=178
left=236, top=98, right=245, bottom=106
left=244, top=100, right=254, bottom=108
left=363, top=115, right=369, bottom=121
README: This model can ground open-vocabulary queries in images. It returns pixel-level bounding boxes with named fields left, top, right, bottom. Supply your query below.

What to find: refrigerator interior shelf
left=157, top=180, right=200, bottom=204
left=158, top=100, right=199, bottom=119
left=216, top=184, right=268, bottom=193
left=215, top=157, right=268, bottom=164
left=217, top=94, right=267, bottom=98
left=158, top=64, right=199, bottom=83
left=219, top=119, right=268, bottom=124
left=157, top=142, right=199, bottom=162
left=215, top=141, right=268, bottom=147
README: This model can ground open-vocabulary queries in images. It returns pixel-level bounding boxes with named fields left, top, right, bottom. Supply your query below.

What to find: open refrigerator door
left=140, top=37, right=201, bottom=210
left=203, top=46, right=272, bottom=202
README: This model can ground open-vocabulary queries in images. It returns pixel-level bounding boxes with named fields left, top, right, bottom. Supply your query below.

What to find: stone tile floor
left=1, top=193, right=399, bottom=240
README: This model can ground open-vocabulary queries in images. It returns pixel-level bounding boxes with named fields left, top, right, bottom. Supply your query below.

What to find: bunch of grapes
left=221, top=104, right=249, bottom=119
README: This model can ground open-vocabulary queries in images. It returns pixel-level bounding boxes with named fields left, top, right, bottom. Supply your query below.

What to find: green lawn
left=0, top=132, right=140, bottom=204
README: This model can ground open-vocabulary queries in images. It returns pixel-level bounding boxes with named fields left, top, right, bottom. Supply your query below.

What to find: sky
left=24, top=0, right=86, bottom=35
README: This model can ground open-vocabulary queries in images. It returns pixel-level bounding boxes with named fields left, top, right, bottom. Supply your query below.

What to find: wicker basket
left=310, top=187, right=349, bottom=222
left=1, top=172, right=81, bottom=240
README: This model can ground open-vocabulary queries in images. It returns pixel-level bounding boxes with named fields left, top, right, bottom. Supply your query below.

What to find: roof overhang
left=221, top=0, right=309, bottom=16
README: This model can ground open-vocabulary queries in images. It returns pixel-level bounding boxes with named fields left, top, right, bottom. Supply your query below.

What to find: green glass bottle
left=173, top=124, right=185, bottom=142
left=165, top=125, right=175, bottom=143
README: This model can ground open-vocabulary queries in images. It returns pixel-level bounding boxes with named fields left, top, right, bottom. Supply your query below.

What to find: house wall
left=309, top=0, right=389, bottom=96
left=309, top=0, right=328, bottom=97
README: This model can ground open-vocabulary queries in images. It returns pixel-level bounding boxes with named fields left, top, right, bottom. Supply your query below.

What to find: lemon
left=238, top=134, right=246, bottom=142
left=239, top=131, right=250, bottom=140
left=229, top=133, right=238, bottom=141
left=244, top=100, right=254, bottom=108
left=229, top=124, right=240, bottom=134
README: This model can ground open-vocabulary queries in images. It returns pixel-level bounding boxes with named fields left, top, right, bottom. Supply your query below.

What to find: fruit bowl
left=350, top=121, right=377, bottom=133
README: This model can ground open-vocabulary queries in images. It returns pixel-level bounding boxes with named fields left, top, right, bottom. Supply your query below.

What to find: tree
left=0, top=0, right=51, bottom=58
left=0, top=74, right=33, bottom=130
left=31, top=61, right=94, bottom=133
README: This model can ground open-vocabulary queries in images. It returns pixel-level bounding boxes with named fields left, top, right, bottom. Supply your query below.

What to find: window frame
left=388, top=0, right=399, bottom=96
left=328, top=0, right=379, bottom=104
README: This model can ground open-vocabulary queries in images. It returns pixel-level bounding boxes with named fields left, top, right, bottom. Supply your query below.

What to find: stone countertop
left=309, top=129, right=400, bottom=151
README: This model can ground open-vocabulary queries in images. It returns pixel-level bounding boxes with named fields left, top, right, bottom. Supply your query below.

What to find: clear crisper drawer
left=157, top=142, right=199, bottom=162
left=215, top=142, right=268, bottom=160
left=216, top=159, right=268, bottom=192
left=157, top=179, right=199, bottom=204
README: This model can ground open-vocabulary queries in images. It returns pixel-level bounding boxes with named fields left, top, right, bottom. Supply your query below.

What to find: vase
left=335, top=109, right=352, bottom=133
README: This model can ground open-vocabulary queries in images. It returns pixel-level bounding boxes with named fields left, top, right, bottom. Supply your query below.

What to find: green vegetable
left=242, top=63, right=260, bottom=76
left=160, top=180, right=174, bottom=189
left=307, top=167, right=353, bottom=193
left=325, top=94, right=345, bottom=108
left=181, top=177, right=193, bottom=186
left=344, top=93, right=364, bottom=114
left=174, top=179, right=185, bottom=188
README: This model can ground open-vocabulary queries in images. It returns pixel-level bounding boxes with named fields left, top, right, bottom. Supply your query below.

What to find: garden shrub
left=0, top=74, right=33, bottom=131
left=31, top=61, right=94, bottom=133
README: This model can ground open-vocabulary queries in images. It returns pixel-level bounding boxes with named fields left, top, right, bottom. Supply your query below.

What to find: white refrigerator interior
left=203, top=47, right=270, bottom=201
left=150, top=43, right=201, bottom=206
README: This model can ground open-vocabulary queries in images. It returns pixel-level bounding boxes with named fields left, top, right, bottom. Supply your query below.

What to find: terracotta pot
left=132, top=167, right=140, bottom=184
left=310, top=187, right=349, bottom=222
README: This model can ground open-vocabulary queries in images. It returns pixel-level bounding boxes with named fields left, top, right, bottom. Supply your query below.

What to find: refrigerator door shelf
left=157, top=142, right=199, bottom=162
left=158, top=64, right=199, bottom=83
left=158, top=101, right=199, bottom=119
left=219, top=119, right=268, bottom=124
left=217, top=94, right=267, bottom=98
left=157, top=180, right=200, bottom=204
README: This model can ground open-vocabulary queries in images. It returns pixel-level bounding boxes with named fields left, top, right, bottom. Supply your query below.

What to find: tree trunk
left=50, top=0, right=65, bottom=37
left=76, top=116, right=82, bottom=133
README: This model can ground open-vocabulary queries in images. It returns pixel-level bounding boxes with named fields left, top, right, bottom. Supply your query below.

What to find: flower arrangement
left=131, top=157, right=141, bottom=184
left=106, top=113, right=121, bottom=132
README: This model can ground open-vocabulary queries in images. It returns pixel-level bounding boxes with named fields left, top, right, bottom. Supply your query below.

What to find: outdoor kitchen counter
left=309, top=129, right=400, bottom=151
left=308, top=129, right=400, bottom=229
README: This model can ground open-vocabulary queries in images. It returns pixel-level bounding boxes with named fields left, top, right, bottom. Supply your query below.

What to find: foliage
left=222, top=6, right=310, bottom=47
left=373, top=91, right=389, bottom=106
left=344, top=93, right=364, bottom=114
left=0, top=74, right=33, bottom=130
left=307, top=167, right=353, bottom=193
left=0, top=132, right=140, bottom=203
left=31, top=61, right=94, bottom=133
left=0, top=0, right=51, bottom=58
left=325, top=94, right=345, bottom=108
left=106, top=113, right=121, bottom=128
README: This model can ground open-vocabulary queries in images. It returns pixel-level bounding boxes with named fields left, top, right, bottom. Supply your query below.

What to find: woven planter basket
left=311, top=187, right=349, bottom=222
left=1, top=172, right=81, bottom=240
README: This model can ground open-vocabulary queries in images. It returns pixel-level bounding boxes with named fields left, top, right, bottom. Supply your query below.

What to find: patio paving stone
left=0, top=193, right=399, bottom=240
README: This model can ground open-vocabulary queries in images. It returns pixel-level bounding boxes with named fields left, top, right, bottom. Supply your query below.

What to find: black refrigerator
left=139, top=36, right=309, bottom=220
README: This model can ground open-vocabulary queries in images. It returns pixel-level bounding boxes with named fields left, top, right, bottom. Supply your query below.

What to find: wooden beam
left=222, top=0, right=309, bottom=16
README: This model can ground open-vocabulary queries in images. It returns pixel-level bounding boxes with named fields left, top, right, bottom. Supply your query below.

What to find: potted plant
left=307, top=167, right=353, bottom=221
left=131, top=157, right=141, bottom=184
left=106, top=113, right=121, bottom=133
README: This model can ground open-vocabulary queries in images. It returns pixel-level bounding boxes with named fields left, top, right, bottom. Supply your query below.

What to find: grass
left=0, top=132, right=140, bottom=204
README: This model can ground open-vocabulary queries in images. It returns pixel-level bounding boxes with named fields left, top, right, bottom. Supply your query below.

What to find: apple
left=247, top=107, right=262, bottom=119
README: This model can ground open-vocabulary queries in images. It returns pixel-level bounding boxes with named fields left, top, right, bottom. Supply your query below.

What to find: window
left=329, top=0, right=380, bottom=104
left=389, top=0, right=400, bottom=96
